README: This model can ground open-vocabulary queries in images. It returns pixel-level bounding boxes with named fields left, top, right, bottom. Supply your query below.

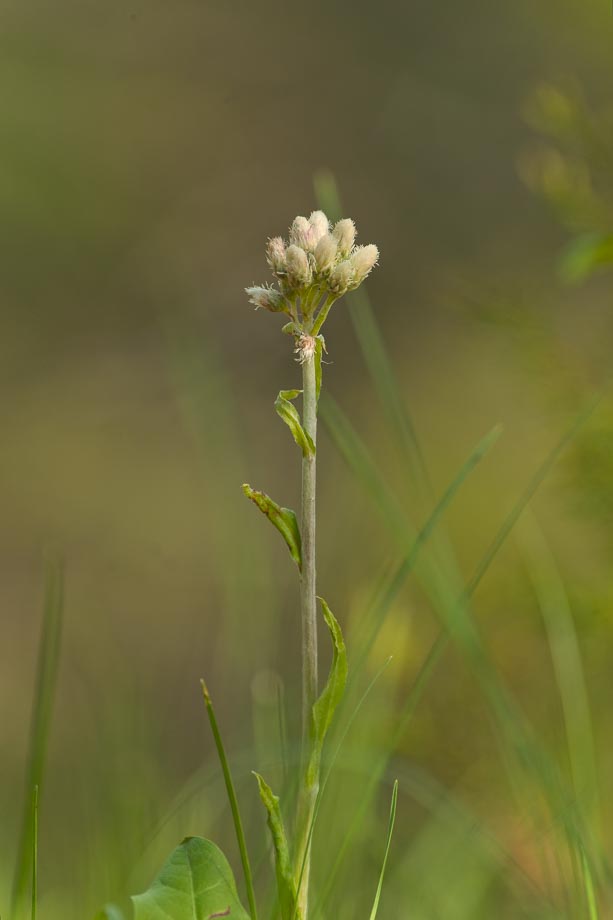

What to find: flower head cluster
left=245, top=210, right=379, bottom=336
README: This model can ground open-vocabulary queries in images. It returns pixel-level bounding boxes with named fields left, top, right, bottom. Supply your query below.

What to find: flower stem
left=295, top=350, right=318, bottom=917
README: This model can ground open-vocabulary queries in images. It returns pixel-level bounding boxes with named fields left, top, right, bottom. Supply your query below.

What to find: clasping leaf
left=242, top=484, right=302, bottom=570
left=307, top=598, right=348, bottom=785
left=275, top=390, right=315, bottom=458
left=253, top=773, right=300, bottom=920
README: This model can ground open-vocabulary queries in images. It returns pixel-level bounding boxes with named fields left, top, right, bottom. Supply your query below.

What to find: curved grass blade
left=201, top=682, right=258, bottom=920
left=11, top=559, right=63, bottom=919
left=368, top=780, right=398, bottom=920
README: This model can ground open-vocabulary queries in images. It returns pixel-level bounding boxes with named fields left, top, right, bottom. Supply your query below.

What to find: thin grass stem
left=201, top=680, right=259, bottom=920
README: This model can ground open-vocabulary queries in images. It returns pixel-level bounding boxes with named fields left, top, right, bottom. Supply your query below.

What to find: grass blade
left=31, top=785, right=38, bottom=920
left=11, top=559, right=63, bottom=919
left=314, top=170, right=428, bottom=491
left=350, top=423, right=502, bottom=679
left=521, top=515, right=600, bottom=822
left=315, top=393, right=600, bottom=911
left=368, top=780, right=398, bottom=920
left=201, top=680, right=259, bottom=920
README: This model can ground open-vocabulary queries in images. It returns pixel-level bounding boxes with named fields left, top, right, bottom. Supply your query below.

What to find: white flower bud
left=350, top=244, right=379, bottom=284
left=266, top=236, right=286, bottom=273
left=328, top=259, right=354, bottom=294
left=245, top=284, right=287, bottom=312
left=285, top=244, right=312, bottom=287
left=314, top=233, right=338, bottom=273
left=289, top=216, right=313, bottom=250
left=332, top=218, right=356, bottom=256
left=308, top=210, right=329, bottom=246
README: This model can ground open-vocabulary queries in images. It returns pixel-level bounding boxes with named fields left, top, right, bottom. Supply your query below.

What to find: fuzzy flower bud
left=285, top=244, right=312, bottom=287
left=328, top=259, right=354, bottom=294
left=295, top=333, right=317, bottom=364
left=308, top=210, right=329, bottom=246
left=332, top=218, right=356, bottom=257
left=289, top=216, right=313, bottom=251
left=266, top=236, right=286, bottom=273
left=245, top=284, right=287, bottom=313
left=350, top=244, right=379, bottom=285
left=314, top=233, right=338, bottom=274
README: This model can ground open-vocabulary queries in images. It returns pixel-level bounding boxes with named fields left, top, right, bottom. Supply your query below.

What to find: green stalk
left=311, top=296, right=336, bottom=336
left=201, top=680, right=258, bottom=920
left=295, top=350, right=318, bottom=918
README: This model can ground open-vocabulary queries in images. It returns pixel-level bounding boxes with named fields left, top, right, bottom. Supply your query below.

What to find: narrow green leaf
left=132, top=837, right=251, bottom=920
left=368, top=780, right=399, bottom=920
left=307, top=598, right=348, bottom=784
left=31, top=786, right=38, bottom=920
left=11, top=559, right=63, bottom=919
left=275, top=390, right=315, bottom=457
left=581, top=845, right=600, bottom=920
left=242, top=484, right=302, bottom=570
left=253, top=773, right=298, bottom=920
left=520, top=515, right=601, bottom=836
left=201, top=682, right=258, bottom=920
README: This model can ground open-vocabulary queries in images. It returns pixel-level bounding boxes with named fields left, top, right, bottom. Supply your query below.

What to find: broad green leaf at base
left=132, top=837, right=251, bottom=920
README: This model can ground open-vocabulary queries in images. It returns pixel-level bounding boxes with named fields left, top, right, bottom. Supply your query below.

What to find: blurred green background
left=2, top=0, right=613, bottom=917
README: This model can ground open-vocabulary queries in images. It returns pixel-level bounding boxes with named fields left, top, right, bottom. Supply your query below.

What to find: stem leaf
left=242, top=484, right=302, bottom=570
left=253, top=773, right=299, bottom=920
left=132, top=837, right=251, bottom=920
left=275, top=390, right=315, bottom=458
left=308, top=598, right=348, bottom=784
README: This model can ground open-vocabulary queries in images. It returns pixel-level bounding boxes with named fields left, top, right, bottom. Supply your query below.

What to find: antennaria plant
left=131, top=212, right=383, bottom=920
left=245, top=212, right=379, bottom=919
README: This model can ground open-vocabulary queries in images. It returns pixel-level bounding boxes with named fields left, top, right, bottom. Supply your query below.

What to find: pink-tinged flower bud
left=332, top=218, right=356, bottom=256
left=285, top=244, right=312, bottom=286
left=328, top=259, right=354, bottom=294
left=266, top=236, right=286, bottom=273
left=289, top=216, right=314, bottom=251
left=245, top=284, right=287, bottom=312
left=314, top=233, right=338, bottom=273
left=295, top=333, right=317, bottom=364
left=308, top=210, right=329, bottom=246
left=350, top=244, right=379, bottom=284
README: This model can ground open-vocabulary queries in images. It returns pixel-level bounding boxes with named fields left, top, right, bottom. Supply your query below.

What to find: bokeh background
left=2, top=1, right=613, bottom=917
